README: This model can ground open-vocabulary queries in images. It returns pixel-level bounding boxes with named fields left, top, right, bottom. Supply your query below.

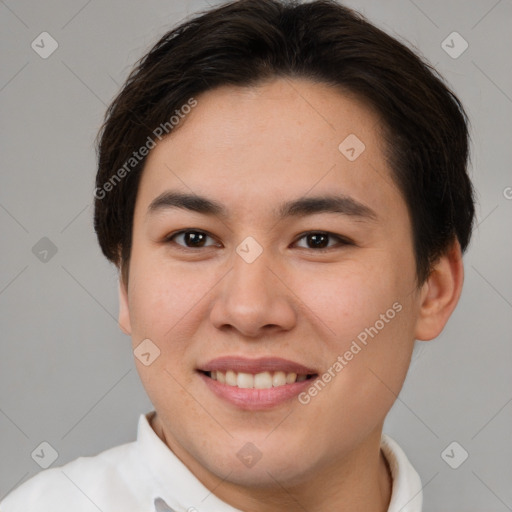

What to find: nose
left=209, top=247, right=297, bottom=338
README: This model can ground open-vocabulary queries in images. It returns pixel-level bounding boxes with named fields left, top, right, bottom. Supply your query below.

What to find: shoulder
left=0, top=440, right=146, bottom=512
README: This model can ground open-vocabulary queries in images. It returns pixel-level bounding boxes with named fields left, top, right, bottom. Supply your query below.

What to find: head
left=94, top=0, right=474, bottom=494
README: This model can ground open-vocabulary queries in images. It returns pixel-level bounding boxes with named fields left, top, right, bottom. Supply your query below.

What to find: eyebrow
left=147, top=191, right=377, bottom=221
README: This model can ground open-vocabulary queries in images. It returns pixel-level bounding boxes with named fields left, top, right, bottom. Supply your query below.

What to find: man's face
left=120, top=78, right=423, bottom=486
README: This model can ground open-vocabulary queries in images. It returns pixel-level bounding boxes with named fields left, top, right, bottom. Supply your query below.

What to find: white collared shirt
left=0, top=411, right=423, bottom=511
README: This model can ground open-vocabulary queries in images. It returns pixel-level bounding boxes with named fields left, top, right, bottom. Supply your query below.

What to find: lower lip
left=199, top=372, right=317, bottom=411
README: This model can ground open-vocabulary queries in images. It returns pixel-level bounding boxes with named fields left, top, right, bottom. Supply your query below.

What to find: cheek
left=127, top=249, right=218, bottom=337
left=291, top=256, right=407, bottom=345
left=295, top=298, right=416, bottom=450
left=128, top=268, right=177, bottom=335
left=293, top=253, right=418, bottom=406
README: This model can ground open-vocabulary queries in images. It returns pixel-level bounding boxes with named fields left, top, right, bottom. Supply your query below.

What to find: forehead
left=135, top=78, right=404, bottom=222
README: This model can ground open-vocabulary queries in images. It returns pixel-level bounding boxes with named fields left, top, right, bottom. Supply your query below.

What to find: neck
left=150, top=414, right=392, bottom=512
left=212, top=430, right=392, bottom=512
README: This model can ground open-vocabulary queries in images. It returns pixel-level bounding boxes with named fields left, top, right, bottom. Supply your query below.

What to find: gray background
left=1, top=0, right=511, bottom=510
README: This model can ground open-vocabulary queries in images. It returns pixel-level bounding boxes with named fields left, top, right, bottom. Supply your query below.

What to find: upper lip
left=198, top=356, right=318, bottom=375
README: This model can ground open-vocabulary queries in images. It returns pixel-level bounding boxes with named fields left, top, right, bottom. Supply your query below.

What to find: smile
left=198, top=357, right=319, bottom=410
left=204, top=370, right=313, bottom=389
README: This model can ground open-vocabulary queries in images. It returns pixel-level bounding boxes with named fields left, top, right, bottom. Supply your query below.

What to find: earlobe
left=118, top=277, right=132, bottom=335
left=414, top=239, right=464, bottom=341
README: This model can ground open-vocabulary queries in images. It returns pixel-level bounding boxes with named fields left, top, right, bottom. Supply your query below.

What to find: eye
left=294, top=231, right=352, bottom=251
left=166, top=230, right=220, bottom=249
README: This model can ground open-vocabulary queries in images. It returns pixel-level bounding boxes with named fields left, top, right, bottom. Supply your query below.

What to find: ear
left=118, top=275, right=132, bottom=335
left=414, top=239, right=464, bottom=341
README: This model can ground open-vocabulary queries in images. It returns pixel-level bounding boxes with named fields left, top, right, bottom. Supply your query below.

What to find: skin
left=118, top=78, right=464, bottom=512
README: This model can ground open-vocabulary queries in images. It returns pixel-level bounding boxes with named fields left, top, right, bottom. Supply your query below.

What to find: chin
left=195, top=438, right=322, bottom=489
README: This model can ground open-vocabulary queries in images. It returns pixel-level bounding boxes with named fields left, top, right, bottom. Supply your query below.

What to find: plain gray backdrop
left=1, top=0, right=511, bottom=510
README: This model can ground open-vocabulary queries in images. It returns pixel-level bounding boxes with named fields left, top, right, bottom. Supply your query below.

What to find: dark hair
left=94, top=0, right=475, bottom=285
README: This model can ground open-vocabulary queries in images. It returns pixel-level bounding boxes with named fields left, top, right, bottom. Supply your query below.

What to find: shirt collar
left=381, top=434, right=423, bottom=512
left=137, top=412, right=422, bottom=512
left=137, top=411, right=242, bottom=512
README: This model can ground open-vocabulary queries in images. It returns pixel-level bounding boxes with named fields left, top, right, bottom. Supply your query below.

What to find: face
left=120, top=78, right=424, bottom=488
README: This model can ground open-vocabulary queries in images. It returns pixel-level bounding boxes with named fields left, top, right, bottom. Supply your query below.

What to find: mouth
left=200, top=369, right=316, bottom=389
left=197, top=357, right=319, bottom=410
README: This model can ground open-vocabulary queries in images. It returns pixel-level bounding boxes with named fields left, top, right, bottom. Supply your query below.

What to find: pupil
left=186, top=231, right=205, bottom=247
left=308, top=233, right=328, bottom=248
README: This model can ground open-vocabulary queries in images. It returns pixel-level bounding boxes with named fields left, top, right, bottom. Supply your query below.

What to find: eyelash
left=164, top=229, right=353, bottom=252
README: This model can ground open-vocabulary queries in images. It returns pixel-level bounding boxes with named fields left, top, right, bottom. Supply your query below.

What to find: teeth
left=209, top=370, right=309, bottom=389
left=286, top=372, right=297, bottom=384
left=272, top=371, right=286, bottom=387
left=226, top=370, right=237, bottom=386
left=237, top=372, right=254, bottom=388
left=254, top=371, right=273, bottom=389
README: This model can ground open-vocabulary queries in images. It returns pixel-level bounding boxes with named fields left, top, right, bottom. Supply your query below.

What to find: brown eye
left=167, top=230, right=219, bottom=248
left=295, top=231, right=351, bottom=250
left=306, top=233, right=330, bottom=249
